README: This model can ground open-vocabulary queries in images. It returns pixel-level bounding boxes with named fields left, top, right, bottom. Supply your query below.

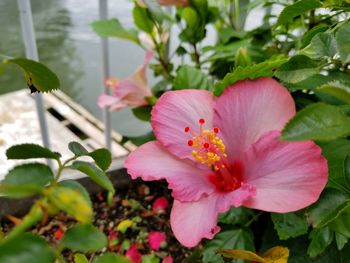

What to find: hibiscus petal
left=214, top=78, right=295, bottom=159
left=124, top=141, right=214, bottom=202
left=170, top=195, right=221, bottom=247
left=151, top=90, right=215, bottom=160
left=97, top=94, right=127, bottom=111
left=242, top=131, right=328, bottom=213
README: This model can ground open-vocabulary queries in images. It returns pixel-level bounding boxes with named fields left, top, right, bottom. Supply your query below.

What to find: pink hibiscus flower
left=125, top=78, right=328, bottom=247
left=97, top=51, right=154, bottom=111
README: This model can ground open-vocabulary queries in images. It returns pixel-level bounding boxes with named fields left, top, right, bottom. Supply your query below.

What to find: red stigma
left=213, top=127, right=219, bottom=133
left=184, top=127, right=190, bottom=132
left=203, top=143, right=210, bottom=148
left=199, top=118, right=205, bottom=124
left=188, top=140, right=193, bottom=146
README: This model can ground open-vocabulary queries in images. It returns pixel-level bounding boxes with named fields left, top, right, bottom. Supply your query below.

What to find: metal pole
left=17, top=0, right=52, bottom=166
left=99, top=0, right=112, bottom=151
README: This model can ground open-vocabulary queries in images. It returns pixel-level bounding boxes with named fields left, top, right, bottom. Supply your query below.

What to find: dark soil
left=1, top=181, right=193, bottom=262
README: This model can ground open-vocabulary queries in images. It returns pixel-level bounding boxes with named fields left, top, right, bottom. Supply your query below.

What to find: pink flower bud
left=153, top=197, right=169, bottom=214
left=148, top=231, right=167, bottom=250
left=125, top=244, right=142, bottom=263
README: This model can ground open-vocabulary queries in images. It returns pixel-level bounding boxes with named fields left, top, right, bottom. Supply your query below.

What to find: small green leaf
left=335, top=233, right=348, bottom=250
left=203, top=228, right=254, bottom=263
left=62, top=224, right=107, bottom=253
left=132, top=106, right=152, bottom=122
left=133, top=4, right=154, bottom=33
left=301, top=24, right=328, bottom=48
left=0, top=233, right=55, bottom=263
left=174, top=65, right=213, bottom=91
left=275, top=55, right=319, bottom=84
left=0, top=163, right=54, bottom=198
left=214, top=56, right=287, bottom=96
left=74, top=254, right=89, bottom=263
left=123, top=131, right=155, bottom=146
left=142, top=255, right=160, bottom=263
left=92, top=253, right=131, bottom=263
left=6, top=143, right=61, bottom=160
left=89, top=148, right=112, bottom=171
left=71, top=161, right=114, bottom=194
left=329, top=205, right=350, bottom=239
left=276, top=0, right=322, bottom=26
left=44, top=186, right=93, bottom=223
left=68, top=141, right=89, bottom=156
left=307, top=227, right=334, bottom=257
left=7, top=58, right=60, bottom=93
left=59, top=180, right=92, bottom=207
left=281, top=103, right=350, bottom=141
left=218, top=207, right=255, bottom=225
left=336, top=22, right=350, bottom=64
left=181, top=7, right=199, bottom=29
left=143, top=0, right=169, bottom=23
left=91, top=19, right=139, bottom=43
left=271, top=212, right=309, bottom=240
left=316, top=82, right=350, bottom=104
left=321, top=139, right=350, bottom=192
left=301, top=32, right=338, bottom=59
left=308, top=188, right=350, bottom=228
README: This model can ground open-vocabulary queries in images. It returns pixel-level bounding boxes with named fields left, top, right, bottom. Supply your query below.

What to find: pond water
left=0, top=0, right=266, bottom=137
left=0, top=0, right=151, bottom=137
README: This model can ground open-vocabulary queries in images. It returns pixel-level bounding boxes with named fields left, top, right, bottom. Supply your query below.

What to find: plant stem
left=244, top=212, right=263, bottom=227
left=234, top=0, right=240, bottom=31
left=192, top=43, right=201, bottom=68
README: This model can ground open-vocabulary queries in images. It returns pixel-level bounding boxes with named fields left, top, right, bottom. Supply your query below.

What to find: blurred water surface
left=0, top=0, right=151, bottom=136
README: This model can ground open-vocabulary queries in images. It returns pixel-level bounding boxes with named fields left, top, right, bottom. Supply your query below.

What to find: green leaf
left=68, top=141, right=89, bottom=156
left=321, top=139, right=350, bottom=192
left=0, top=233, right=55, bottom=263
left=336, top=22, right=350, bottom=64
left=0, top=163, right=54, bottom=198
left=203, top=228, right=254, bottom=263
left=174, top=65, right=213, bottom=91
left=181, top=7, right=199, bottom=29
left=89, top=149, right=112, bottom=171
left=133, top=4, right=153, bottom=33
left=74, top=254, right=89, bottom=263
left=281, top=103, right=350, bottom=141
left=329, top=203, right=350, bottom=239
left=214, top=56, right=288, bottom=96
left=276, top=0, right=322, bottom=26
left=218, top=207, right=255, bottom=225
left=92, top=253, right=131, bottom=263
left=59, top=180, right=92, bottom=207
left=68, top=142, right=112, bottom=171
left=308, top=188, right=350, bottom=228
left=123, top=131, right=155, bottom=146
left=142, top=255, right=160, bottom=263
left=71, top=161, right=114, bottom=194
left=143, top=0, right=169, bottom=23
left=7, top=58, right=60, bottom=93
left=132, top=105, right=152, bottom=122
left=44, top=186, right=93, bottom=223
left=271, top=212, right=309, bottom=240
left=335, top=232, right=348, bottom=250
left=6, top=143, right=61, bottom=160
left=307, top=227, right=334, bottom=257
left=61, top=224, right=107, bottom=252
left=301, top=32, right=338, bottom=59
left=301, top=24, right=328, bottom=48
left=91, top=19, right=139, bottom=43
left=316, top=82, right=350, bottom=104
left=274, top=55, right=319, bottom=84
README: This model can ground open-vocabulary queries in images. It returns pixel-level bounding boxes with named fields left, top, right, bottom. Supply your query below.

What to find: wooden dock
left=0, top=89, right=135, bottom=181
